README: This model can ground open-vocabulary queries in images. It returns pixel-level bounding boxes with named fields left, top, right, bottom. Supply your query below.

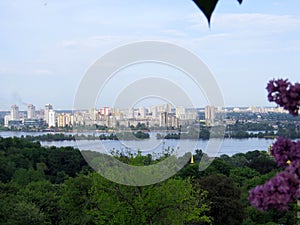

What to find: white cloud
left=0, top=64, right=53, bottom=77
left=214, top=13, right=300, bottom=33
left=0, top=66, right=20, bottom=75
left=0, top=67, right=11, bottom=73
left=189, top=12, right=300, bottom=34
left=181, top=12, right=300, bottom=56
left=62, top=40, right=79, bottom=48
left=61, top=35, right=139, bottom=50
left=161, top=29, right=187, bottom=37
left=33, top=69, right=53, bottom=76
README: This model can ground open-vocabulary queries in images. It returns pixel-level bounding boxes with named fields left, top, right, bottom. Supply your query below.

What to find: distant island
left=22, top=131, right=150, bottom=142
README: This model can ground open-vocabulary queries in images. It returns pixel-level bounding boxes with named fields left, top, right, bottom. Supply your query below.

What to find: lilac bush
left=249, top=79, right=300, bottom=211
left=249, top=171, right=296, bottom=211
left=270, top=137, right=299, bottom=167
left=267, top=79, right=300, bottom=116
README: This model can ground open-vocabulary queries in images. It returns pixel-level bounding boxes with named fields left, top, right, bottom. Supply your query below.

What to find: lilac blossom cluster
left=270, top=137, right=300, bottom=167
left=249, top=158, right=300, bottom=211
left=249, top=170, right=299, bottom=210
left=266, top=79, right=300, bottom=116
left=249, top=79, right=300, bottom=211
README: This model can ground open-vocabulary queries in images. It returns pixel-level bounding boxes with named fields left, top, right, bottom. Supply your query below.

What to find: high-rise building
left=176, top=106, right=186, bottom=118
left=65, top=114, right=74, bottom=127
left=159, top=112, right=167, bottom=127
left=27, top=104, right=36, bottom=119
left=48, top=109, right=56, bottom=128
left=167, top=103, right=172, bottom=113
left=57, top=113, right=66, bottom=127
left=128, top=107, right=134, bottom=119
left=149, top=105, right=158, bottom=118
left=170, top=115, right=179, bottom=128
left=57, top=113, right=74, bottom=127
left=10, top=104, right=19, bottom=120
left=44, top=104, right=53, bottom=124
left=205, top=105, right=215, bottom=125
left=103, top=107, right=110, bottom=116
left=4, top=115, right=10, bottom=127
left=139, top=106, right=146, bottom=118
left=157, top=104, right=168, bottom=113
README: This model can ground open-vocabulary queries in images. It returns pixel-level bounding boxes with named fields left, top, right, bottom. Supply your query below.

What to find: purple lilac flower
left=270, top=138, right=300, bottom=167
left=266, top=79, right=300, bottom=116
left=249, top=158, right=300, bottom=211
left=249, top=171, right=297, bottom=211
left=270, top=137, right=295, bottom=167
left=250, top=79, right=300, bottom=212
left=292, top=140, right=300, bottom=163
left=285, top=160, right=300, bottom=195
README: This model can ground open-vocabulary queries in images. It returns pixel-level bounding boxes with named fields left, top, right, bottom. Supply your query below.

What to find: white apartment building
left=48, top=109, right=56, bottom=128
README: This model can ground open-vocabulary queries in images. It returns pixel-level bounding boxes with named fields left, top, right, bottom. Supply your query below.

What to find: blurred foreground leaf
left=193, top=0, right=243, bottom=25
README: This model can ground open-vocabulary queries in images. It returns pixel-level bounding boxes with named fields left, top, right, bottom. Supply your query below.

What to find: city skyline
left=0, top=102, right=291, bottom=112
left=2, top=101, right=291, bottom=130
left=1, top=1, right=300, bottom=110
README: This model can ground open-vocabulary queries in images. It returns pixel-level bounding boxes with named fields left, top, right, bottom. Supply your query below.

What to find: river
left=0, top=131, right=275, bottom=157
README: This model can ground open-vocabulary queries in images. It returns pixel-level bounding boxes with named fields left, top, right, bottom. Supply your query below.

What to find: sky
left=0, top=0, right=300, bottom=110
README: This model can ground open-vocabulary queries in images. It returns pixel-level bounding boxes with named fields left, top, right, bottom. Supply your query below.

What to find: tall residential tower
left=44, top=104, right=53, bottom=125
left=10, top=104, right=19, bottom=120
left=205, top=105, right=215, bottom=125
left=27, top=104, right=36, bottom=119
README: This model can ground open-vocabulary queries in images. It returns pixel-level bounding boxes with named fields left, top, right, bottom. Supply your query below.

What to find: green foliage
left=117, top=131, right=150, bottom=140
left=277, top=123, right=300, bottom=139
left=5, top=201, right=49, bottom=225
left=59, top=174, right=95, bottom=225
left=12, top=168, right=45, bottom=186
left=89, top=174, right=211, bottom=225
left=20, top=180, right=60, bottom=225
left=0, top=182, right=50, bottom=225
left=243, top=206, right=297, bottom=225
left=130, top=122, right=150, bottom=131
left=227, top=153, right=249, bottom=167
left=247, top=152, right=277, bottom=174
left=205, top=158, right=233, bottom=176
left=227, top=121, right=275, bottom=134
left=238, top=170, right=298, bottom=224
left=58, top=173, right=211, bottom=225
left=159, top=127, right=210, bottom=139
left=230, top=167, right=260, bottom=187
left=0, top=136, right=295, bottom=224
left=197, top=174, right=245, bottom=225
left=177, top=163, right=203, bottom=180
left=0, top=137, right=88, bottom=183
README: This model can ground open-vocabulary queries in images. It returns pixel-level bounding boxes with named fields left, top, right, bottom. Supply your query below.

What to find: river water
left=0, top=131, right=275, bottom=157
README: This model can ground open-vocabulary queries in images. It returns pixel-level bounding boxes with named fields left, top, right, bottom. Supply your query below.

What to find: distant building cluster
left=2, top=103, right=291, bottom=129
left=3, top=103, right=198, bottom=129
left=72, top=103, right=197, bottom=129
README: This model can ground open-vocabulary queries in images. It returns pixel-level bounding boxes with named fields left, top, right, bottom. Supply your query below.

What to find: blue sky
left=0, top=0, right=300, bottom=110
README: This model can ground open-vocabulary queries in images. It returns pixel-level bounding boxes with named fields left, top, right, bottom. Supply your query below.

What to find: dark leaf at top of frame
left=193, top=0, right=243, bottom=25
left=192, top=0, right=219, bottom=25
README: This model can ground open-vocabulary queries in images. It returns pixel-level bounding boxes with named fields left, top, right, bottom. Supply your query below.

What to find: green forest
left=0, top=136, right=298, bottom=225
